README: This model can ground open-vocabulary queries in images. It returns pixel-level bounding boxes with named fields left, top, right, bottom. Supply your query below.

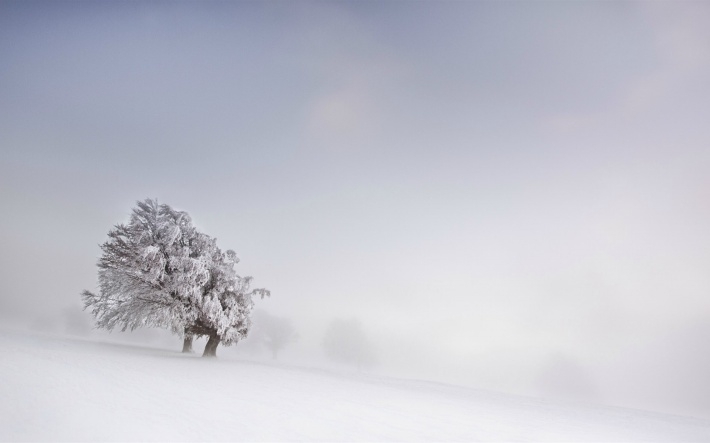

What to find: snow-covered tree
left=82, top=199, right=207, bottom=351
left=185, top=246, right=270, bottom=357
left=82, top=198, right=269, bottom=357
left=249, top=310, right=298, bottom=359
left=323, top=318, right=377, bottom=370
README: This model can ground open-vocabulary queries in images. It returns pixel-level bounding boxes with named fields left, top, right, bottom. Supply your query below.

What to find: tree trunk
left=182, top=333, right=194, bottom=353
left=203, top=334, right=220, bottom=357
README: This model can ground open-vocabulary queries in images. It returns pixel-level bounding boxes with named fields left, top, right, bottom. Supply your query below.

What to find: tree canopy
left=82, top=198, right=269, bottom=356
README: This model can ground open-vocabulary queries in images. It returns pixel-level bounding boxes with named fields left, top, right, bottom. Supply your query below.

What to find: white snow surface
left=2, top=329, right=709, bottom=442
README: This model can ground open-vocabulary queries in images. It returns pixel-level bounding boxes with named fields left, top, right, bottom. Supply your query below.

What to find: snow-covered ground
left=1, top=329, right=709, bottom=442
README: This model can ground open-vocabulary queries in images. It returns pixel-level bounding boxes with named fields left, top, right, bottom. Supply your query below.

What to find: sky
left=2, top=0, right=710, bottom=418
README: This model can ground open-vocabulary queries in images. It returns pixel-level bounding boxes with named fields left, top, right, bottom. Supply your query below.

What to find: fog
left=2, top=1, right=710, bottom=419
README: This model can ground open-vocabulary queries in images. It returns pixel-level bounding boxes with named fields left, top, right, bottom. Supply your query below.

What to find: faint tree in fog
left=82, top=198, right=269, bottom=357
left=536, top=353, right=598, bottom=402
left=250, top=310, right=298, bottom=359
left=323, top=318, right=377, bottom=370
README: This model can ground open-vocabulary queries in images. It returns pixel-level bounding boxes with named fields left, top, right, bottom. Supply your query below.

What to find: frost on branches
left=82, top=199, right=269, bottom=357
left=186, top=246, right=270, bottom=357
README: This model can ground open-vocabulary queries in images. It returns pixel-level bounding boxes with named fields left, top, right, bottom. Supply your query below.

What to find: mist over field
left=2, top=0, right=710, bottom=427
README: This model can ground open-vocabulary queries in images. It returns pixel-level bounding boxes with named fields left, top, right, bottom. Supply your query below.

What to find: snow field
left=1, top=329, right=710, bottom=442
